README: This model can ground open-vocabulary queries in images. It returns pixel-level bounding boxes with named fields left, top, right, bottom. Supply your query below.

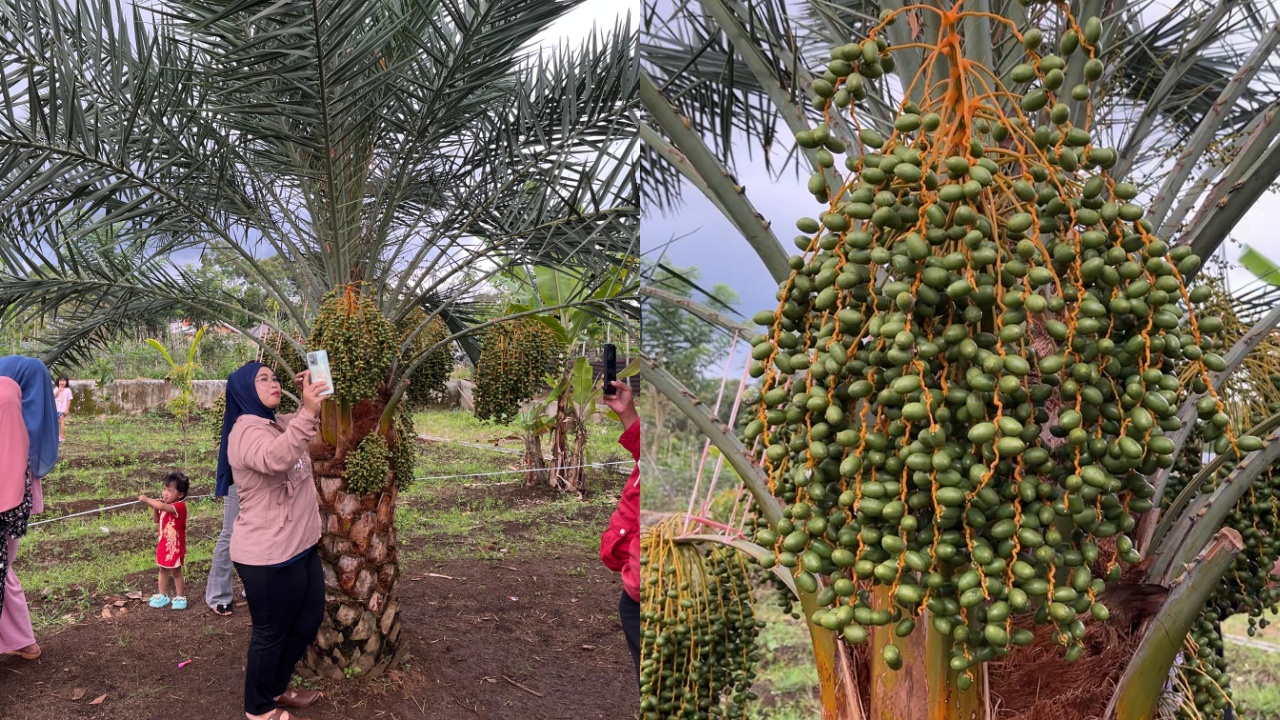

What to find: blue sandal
left=171, top=596, right=187, bottom=611
left=148, top=593, right=170, bottom=609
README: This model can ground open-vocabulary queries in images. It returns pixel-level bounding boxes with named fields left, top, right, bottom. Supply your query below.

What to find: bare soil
left=0, top=492, right=638, bottom=720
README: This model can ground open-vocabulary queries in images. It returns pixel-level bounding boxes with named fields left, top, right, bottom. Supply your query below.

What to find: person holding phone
left=219, top=361, right=330, bottom=720
left=600, top=377, right=640, bottom=687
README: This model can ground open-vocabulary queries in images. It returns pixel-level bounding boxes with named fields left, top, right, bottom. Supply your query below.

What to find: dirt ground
left=0, top=554, right=636, bottom=720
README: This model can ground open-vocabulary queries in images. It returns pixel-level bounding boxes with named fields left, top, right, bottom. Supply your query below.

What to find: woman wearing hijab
left=0, top=356, right=59, bottom=662
left=219, top=361, right=329, bottom=720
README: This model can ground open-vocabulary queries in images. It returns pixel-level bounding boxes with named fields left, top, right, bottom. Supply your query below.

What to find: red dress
left=156, top=501, right=187, bottom=569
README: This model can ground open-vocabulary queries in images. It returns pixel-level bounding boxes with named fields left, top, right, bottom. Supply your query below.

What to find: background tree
left=638, top=262, right=740, bottom=509
left=0, top=0, right=637, bottom=680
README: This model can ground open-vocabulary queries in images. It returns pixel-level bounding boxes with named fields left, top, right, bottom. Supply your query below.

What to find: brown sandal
left=4, top=644, right=40, bottom=661
left=276, top=688, right=320, bottom=709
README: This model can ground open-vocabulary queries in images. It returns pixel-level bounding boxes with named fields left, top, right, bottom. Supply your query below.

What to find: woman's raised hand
left=299, top=371, right=331, bottom=415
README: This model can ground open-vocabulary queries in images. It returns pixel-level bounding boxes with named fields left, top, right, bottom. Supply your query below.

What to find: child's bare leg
left=158, top=567, right=170, bottom=597
left=59, top=415, right=65, bottom=439
left=172, top=567, right=185, bottom=597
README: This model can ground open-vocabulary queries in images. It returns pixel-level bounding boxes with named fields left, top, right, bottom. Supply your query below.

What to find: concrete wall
left=65, top=377, right=581, bottom=419
left=68, top=379, right=226, bottom=416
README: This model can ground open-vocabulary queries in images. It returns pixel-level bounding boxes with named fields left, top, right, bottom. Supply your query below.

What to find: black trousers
left=234, top=547, right=325, bottom=715
left=619, top=591, right=640, bottom=689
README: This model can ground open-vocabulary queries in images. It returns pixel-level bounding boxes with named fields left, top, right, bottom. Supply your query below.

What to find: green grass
left=745, top=587, right=822, bottom=720
left=411, top=408, right=523, bottom=445
left=1220, top=612, right=1280, bottom=719
left=21, top=411, right=624, bottom=631
left=411, top=407, right=630, bottom=470
left=42, top=412, right=220, bottom=515
left=395, top=439, right=618, bottom=564
left=1227, top=642, right=1280, bottom=718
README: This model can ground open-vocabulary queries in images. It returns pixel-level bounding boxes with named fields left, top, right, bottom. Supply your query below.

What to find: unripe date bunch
left=398, top=309, right=452, bottom=408
left=474, top=318, right=564, bottom=424
left=1170, top=368, right=1280, bottom=718
left=740, top=12, right=1231, bottom=681
left=309, top=287, right=398, bottom=406
left=639, top=541, right=761, bottom=720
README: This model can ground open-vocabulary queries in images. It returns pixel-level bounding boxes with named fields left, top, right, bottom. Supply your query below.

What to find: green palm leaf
left=0, top=0, right=638, bottom=373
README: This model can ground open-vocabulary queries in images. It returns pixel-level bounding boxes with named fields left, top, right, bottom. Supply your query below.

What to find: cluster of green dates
left=1156, top=445, right=1233, bottom=716
left=309, top=287, right=399, bottom=407
left=1188, top=610, right=1233, bottom=717
left=473, top=318, right=564, bottom=424
left=740, top=21, right=1236, bottom=679
left=639, top=548, right=761, bottom=720
left=209, top=391, right=228, bottom=445
left=390, top=405, right=418, bottom=491
left=338, top=405, right=418, bottom=495
left=345, top=432, right=392, bottom=495
left=398, top=308, right=452, bottom=408
left=1171, top=385, right=1280, bottom=718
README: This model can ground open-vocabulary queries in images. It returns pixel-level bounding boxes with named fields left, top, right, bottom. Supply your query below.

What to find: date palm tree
left=0, top=0, right=638, bottom=679
left=638, top=0, right=1280, bottom=718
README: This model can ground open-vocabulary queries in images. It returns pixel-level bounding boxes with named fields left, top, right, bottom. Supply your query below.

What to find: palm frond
left=0, top=0, right=638, bottom=366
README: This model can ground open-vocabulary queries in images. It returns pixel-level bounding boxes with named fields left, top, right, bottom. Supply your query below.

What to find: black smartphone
left=603, top=344, right=617, bottom=396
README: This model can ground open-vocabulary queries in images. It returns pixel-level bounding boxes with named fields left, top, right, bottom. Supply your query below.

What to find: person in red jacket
left=601, top=379, right=640, bottom=685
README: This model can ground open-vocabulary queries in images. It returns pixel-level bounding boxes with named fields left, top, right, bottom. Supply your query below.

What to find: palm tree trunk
left=304, top=461, right=406, bottom=679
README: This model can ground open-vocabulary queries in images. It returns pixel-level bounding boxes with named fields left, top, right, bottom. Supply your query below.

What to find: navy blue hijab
left=0, top=356, right=59, bottom=478
left=215, top=362, right=276, bottom=497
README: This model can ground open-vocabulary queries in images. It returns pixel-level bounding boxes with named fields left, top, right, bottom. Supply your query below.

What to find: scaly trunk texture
left=301, top=462, right=406, bottom=680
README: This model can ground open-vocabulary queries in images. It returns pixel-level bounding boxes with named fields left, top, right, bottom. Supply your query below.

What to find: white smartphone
left=306, top=350, right=334, bottom=397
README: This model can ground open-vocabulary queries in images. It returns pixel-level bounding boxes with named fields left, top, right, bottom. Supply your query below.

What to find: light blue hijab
left=0, top=356, right=59, bottom=478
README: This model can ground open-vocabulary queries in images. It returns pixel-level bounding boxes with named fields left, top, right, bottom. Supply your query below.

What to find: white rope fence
left=27, top=460, right=634, bottom=529
left=29, top=494, right=217, bottom=527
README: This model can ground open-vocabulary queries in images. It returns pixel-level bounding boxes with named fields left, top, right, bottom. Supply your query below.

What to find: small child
left=53, top=376, right=72, bottom=442
left=138, top=472, right=189, bottom=610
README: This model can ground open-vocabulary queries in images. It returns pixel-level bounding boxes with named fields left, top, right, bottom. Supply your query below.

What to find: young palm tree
left=638, top=0, right=1280, bottom=718
left=0, top=0, right=637, bottom=679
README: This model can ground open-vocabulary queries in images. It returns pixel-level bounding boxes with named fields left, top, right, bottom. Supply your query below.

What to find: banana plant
left=146, top=325, right=206, bottom=466
left=90, top=355, right=116, bottom=446
left=501, top=263, right=636, bottom=490
left=146, top=326, right=206, bottom=427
